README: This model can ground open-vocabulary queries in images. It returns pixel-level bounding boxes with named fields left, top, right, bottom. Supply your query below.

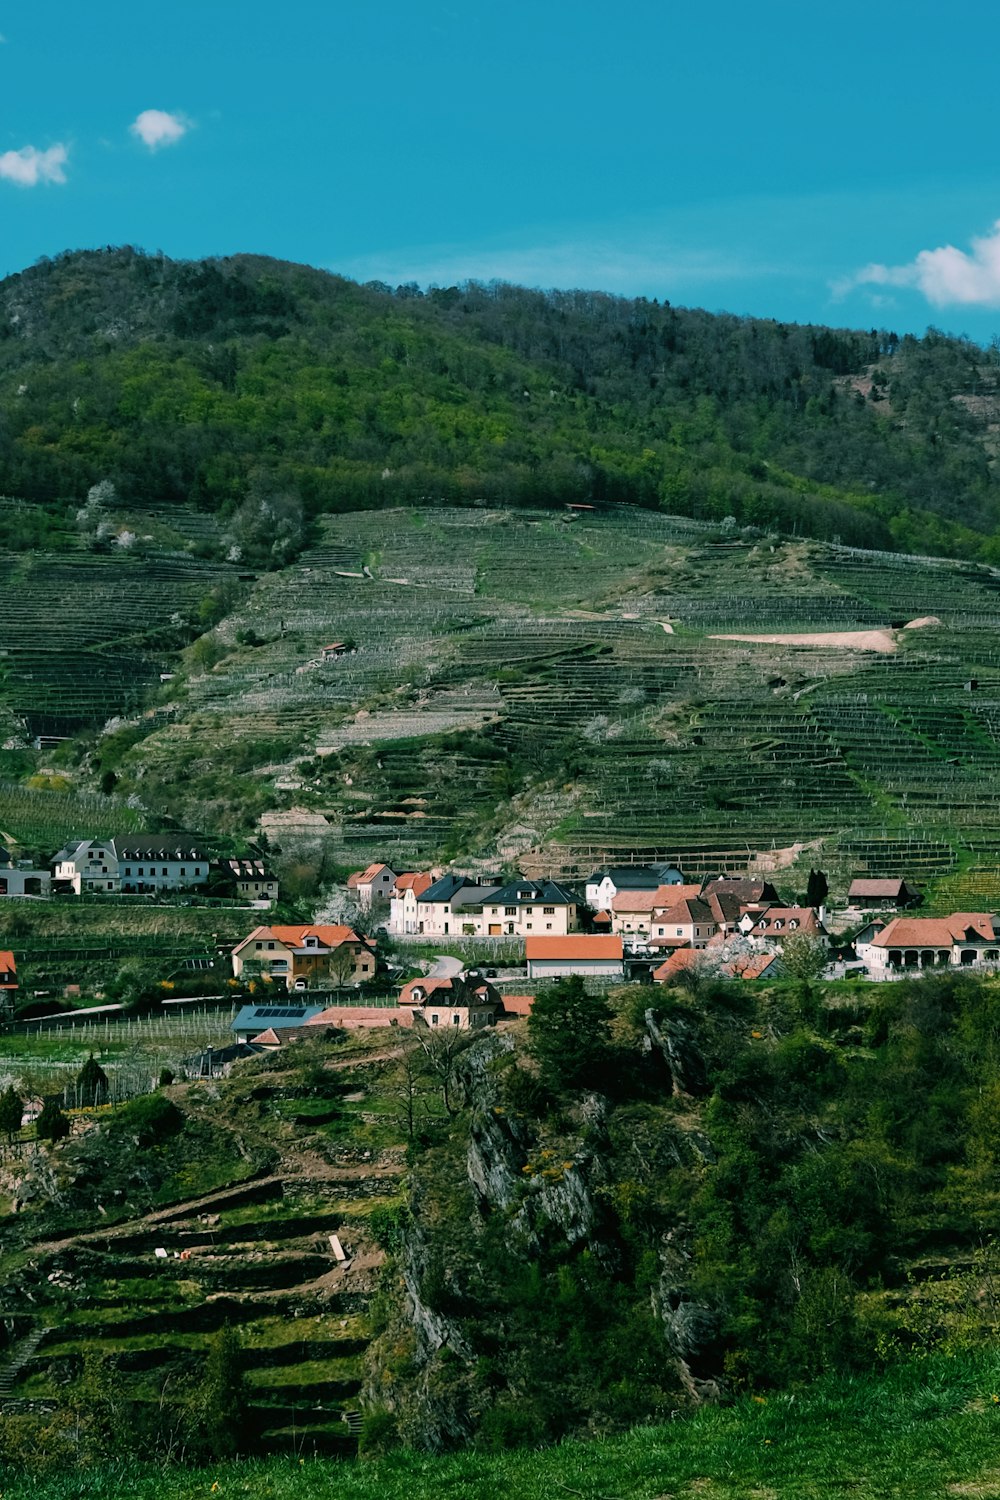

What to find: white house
left=388, top=871, right=436, bottom=935
left=856, top=913, right=1000, bottom=975
left=585, top=864, right=685, bottom=910
left=52, top=837, right=210, bottom=895
left=347, top=863, right=397, bottom=908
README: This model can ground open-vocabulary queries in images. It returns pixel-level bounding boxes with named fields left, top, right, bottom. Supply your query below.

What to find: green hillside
left=2, top=248, right=1000, bottom=559
left=4, top=505, right=1000, bottom=914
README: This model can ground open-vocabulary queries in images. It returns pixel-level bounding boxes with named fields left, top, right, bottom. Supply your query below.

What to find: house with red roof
left=346, top=863, right=397, bottom=908
left=737, top=905, right=823, bottom=947
left=856, top=913, right=1000, bottom=974
left=525, top=935, right=624, bottom=981
left=0, top=952, right=17, bottom=997
left=611, top=884, right=701, bottom=938
left=397, top=972, right=501, bottom=1029
left=848, top=878, right=918, bottom=910
left=650, top=897, right=719, bottom=949
left=389, top=871, right=436, bottom=935
left=231, top=924, right=375, bottom=988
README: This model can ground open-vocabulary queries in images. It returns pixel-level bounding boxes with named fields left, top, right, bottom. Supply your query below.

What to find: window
left=505, top=906, right=516, bottom=916
left=546, top=923, right=553, bottom=930
left=124, top=867, right=131, bottom=876
left=526, top=907, right=534, bottom=915
left=676, top=928, right=683, bottom=936
left=430, top=1013, right=439, bottom=1026
left=452, top=1014, right=460, bottom=1026
left=180, top=867, right=186, bottom=875
left=267, top=941, right=275, bottom=950
left=360, top=963, right=370, bottom=973
left=195, top=866, right=202, bottom=875
left=543, top=906, right=555, bottom=914
left=255, top=942, right=263, bottom=950
left=526, top=922, right=533, bottom=930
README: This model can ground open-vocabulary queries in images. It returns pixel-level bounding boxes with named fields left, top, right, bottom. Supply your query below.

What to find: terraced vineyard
left=10, top=503, right=1000, bottom=906
left=0, top=1035, right=408, bottom=1457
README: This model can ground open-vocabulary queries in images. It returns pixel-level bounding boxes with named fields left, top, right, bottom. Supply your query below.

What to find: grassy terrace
left=5, top=1350, right=1000, bottom=1498
left=0, top=1030, right=410, bottom=1458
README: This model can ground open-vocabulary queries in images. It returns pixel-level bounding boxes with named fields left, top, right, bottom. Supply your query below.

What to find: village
left=4, top=833, right=1000, bottom=1057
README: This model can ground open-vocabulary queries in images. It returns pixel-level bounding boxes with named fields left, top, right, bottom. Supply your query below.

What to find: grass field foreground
left=6, top=1351, right=1000, bottom=1499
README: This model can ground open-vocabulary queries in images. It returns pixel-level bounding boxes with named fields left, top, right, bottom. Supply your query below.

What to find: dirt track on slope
left=710, top=628, right=898, bottom=652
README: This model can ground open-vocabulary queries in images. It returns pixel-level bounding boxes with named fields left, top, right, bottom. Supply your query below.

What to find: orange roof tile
left=872, top=913, right=997, bottom=948
left=233, top=924, right=367, bottom=954
left=393, top=872, right=434, bottom=896
left=525, top=935, right=623, bottom=960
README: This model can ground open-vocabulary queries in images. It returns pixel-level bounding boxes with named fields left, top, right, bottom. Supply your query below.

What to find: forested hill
left=3, top=246, right=1000, bottom=560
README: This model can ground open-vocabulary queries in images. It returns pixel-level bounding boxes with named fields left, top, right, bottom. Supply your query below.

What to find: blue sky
left=4, top=0, right=1000, bottom=341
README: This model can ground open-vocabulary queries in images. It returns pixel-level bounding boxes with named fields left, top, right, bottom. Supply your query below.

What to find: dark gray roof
left=420, top=874, right=499, bottom=904
left=589, top=866, right=677, bottom=890
left=484, top=879, right=580, bottom=906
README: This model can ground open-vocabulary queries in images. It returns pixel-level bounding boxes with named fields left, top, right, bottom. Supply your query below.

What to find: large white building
left=52, top=838, right=210, bottom=895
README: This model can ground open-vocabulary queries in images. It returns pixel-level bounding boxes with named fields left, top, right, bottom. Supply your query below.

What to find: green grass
left=7, top=1350, right=1000, bottom=1498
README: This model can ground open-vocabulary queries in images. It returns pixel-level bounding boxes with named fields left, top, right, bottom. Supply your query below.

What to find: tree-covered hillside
left=3, top=248, right=1000, bottom=559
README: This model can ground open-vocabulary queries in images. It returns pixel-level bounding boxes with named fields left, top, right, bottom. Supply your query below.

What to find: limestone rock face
left=645, top=1009, right=711, bottom=1096
left=651, top=1229, right=723, bottom=1404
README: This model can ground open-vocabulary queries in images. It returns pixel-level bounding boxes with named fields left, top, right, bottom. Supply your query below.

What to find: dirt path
left=711, top=628, right=898, bottom=652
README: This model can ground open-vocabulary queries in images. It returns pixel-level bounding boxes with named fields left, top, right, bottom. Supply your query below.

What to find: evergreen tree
left=0, top=1085, right=23, bottom=1139
left=76, top=1053, right=109, bottom=1107
left=527, top=976, right=614, bottom=1091
left=806, top=868, right=829, bottom=908
left=36, top=1095, right=70, bottom=1144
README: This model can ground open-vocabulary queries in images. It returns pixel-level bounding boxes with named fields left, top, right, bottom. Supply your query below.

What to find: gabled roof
left=419, top=873, right=499, bottom=904
left=589, top=865, right=678, bottom=890
left=526, top=935, right=623, bottom=961
left=872, top=913, right=998, bottom=948
left=653, top=948, right=783, bottom=982
left=397, top=975, right=500, bottom=1008
left=656, top=897, right=716, bottom=927
left=703, top=876, right=779, bottom=903
left=485, top=878, right=579, bottom=906
left=393, top=871, right=435, bottom=896
left=848, top=878, right=912, bottom=898
left=647, top=883, right=704, bottom=913
left=232, top=924, right=368, bottom=955
left=0, top=846, right=10, bottom=867
left=0, top=951, right=17, bottom=988
left=740, top=906, right=821, bottom=935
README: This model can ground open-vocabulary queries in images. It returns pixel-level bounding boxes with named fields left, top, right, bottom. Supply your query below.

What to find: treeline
left=1, top=247, right=999, bottom=558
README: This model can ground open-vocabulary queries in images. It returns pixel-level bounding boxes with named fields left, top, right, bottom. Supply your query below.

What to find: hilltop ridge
left=2, top=247, right=1000, bottom=559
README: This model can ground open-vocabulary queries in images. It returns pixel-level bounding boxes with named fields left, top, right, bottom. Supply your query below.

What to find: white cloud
left=130, top=109, right=188, bottom=151
left=847, top=219, right=1000, bottom=308
left=0, top=143, right=68, bottom=187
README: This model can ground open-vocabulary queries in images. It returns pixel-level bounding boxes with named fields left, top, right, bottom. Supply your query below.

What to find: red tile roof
left=871, top=913, right=998, bottom=948
left=233, top=924, right=367, bottom=954
left=0, top=950, right=16, bottom=989
left=393, top=872, right=434, bottom=896
left=741, top=906, right=820, bottom=935
left=500, top=994, right=535, bottom=1016
left=526, top=935, right=623, bottom=960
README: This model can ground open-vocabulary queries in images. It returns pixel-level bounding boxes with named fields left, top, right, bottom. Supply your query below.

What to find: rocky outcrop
left=645, top=1009, right=711, bottom=1096
left=651, top=1229, right=724, bottom=1404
